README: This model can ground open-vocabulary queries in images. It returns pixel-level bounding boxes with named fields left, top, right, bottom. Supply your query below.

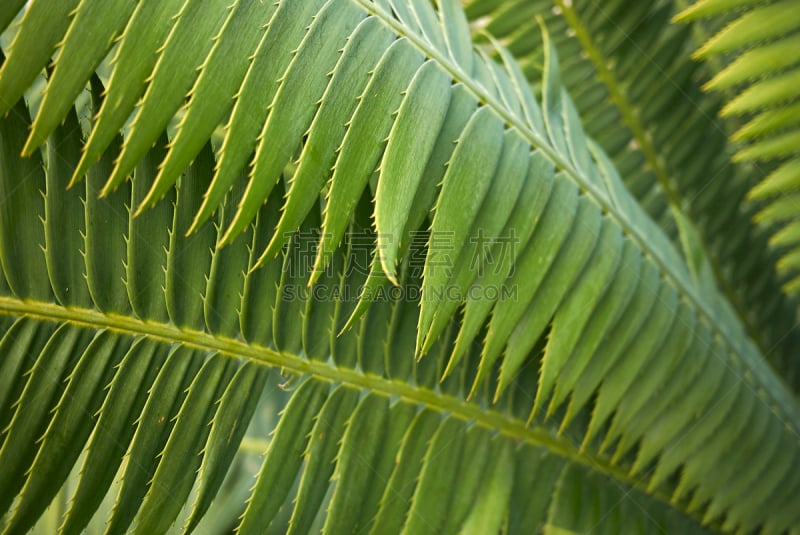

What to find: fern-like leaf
left=0, top=1, right=798, bottom=534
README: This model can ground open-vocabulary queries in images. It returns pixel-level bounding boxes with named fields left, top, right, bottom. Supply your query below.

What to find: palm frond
left=0, top=0, right=799, bottom=533
left=0, top=85, right=725, bottom=535
left=463, top=0, right=800, bottom=387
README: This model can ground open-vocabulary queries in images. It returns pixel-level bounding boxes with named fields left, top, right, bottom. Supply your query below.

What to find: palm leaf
left=462, top=0, right=800, bottom=389
left=0, top=1, right=799, bottom=533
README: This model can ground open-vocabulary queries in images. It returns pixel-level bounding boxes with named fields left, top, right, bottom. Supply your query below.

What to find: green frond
left=676, top=0, right=800, bottom=298
left=0, top=1, right=799, bottom=534
left=1, top=93, right=731, bottom=533
left=462, top=0, right=800, bottom=387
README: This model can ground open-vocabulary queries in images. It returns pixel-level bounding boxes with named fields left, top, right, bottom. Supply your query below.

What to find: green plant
left=0, top=0, right=798, bottom=533
left=675, top=0, right=800, bottom=293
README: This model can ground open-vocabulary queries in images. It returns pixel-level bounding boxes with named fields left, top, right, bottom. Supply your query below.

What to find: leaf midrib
left=0, top=295, right=717, bottom=532
left=353, top=0, right=799, bottom=429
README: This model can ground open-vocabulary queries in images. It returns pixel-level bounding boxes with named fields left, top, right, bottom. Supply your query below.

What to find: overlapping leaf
left=0, top=1, right=799, bottom=533
left=463, top=0, right=800, bottom=388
